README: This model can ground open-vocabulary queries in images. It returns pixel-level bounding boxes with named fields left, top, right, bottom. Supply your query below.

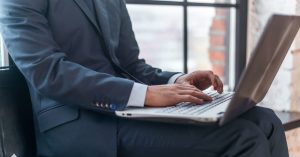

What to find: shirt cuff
left=167, top=73, right=186, bottom=84
left=126, top=83, right=148, bottom=107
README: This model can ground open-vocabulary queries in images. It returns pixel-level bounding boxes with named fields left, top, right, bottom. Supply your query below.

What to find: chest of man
left=45, top=0, right=122, bottom=73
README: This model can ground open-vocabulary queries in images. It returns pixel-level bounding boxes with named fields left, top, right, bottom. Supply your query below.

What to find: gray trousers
left=118, top=107, right=288, bottom=157
left=41, top=107, right=288, bottom=157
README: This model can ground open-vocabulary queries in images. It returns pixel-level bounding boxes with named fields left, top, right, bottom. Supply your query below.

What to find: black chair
left=0, top=67, right=36, bottom=157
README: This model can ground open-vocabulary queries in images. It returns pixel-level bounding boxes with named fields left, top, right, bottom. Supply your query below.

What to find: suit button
left=110, top=104, right=115, bottom=109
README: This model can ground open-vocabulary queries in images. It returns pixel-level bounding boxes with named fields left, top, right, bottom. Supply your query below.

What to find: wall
left=248, top=0, right=296, bottom=111
left=248, top=0, right=300, bottom=156
left=209, top=9, right=227, bottom=79
left=292, top=1, right=300, bottom=112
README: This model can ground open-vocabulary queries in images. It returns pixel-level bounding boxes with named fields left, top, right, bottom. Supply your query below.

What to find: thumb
left=182, top=81, right=191, bottom=85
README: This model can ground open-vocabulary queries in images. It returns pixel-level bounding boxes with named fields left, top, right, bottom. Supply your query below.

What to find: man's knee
left=240, top=106, right=285, bottom=141
left=257, top=107, right=282, bottom=126
left=242, top=107, right=283, bottom=128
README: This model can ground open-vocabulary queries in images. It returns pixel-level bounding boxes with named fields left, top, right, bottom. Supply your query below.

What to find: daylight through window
left=126, top=0, right=241, bottom=90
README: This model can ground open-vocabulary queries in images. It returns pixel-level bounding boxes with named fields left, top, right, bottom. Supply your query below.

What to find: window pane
left=127, top=5, right=184, bottom=72
left=148, top=0, right=236, bottom=3
left=188, top=7, right=236, bottom=88
left=188, top=0, right=236, bottom=4
left=0, top=46, right=2, bottom=66
left=0, top=35, right=9, bottom=67
left=152, top=0, right=183, bottom=1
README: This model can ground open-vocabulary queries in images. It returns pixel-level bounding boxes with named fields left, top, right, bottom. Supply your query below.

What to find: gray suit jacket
left=0, top=0, right=177, bottom=155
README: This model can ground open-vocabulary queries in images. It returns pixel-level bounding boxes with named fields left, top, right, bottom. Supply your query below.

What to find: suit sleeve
left=0, top=0, right=134, bottom=111
left=116, top=0, right=179, bottom=85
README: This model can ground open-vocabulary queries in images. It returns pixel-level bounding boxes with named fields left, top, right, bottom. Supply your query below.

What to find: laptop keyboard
left=156, top=91, right=234, bottom=116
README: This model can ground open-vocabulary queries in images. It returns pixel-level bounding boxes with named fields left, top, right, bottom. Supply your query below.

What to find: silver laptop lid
left=220, top=14, right=300, bottom=125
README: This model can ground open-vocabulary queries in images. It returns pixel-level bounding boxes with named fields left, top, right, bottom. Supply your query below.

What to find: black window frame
left=126, top=0, right=248, bottom=87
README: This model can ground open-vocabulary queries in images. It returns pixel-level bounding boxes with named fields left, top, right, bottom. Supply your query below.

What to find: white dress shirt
left=127, top=73, right=185, bottom=107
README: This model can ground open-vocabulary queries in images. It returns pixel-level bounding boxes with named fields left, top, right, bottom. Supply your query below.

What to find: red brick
left=210, top=35, right=225, bottom=46
left=209, top=52, right=225, bottom=61
left=211, top=19, right=226, bottom=31
left=212, top=65, right=224, bottom=77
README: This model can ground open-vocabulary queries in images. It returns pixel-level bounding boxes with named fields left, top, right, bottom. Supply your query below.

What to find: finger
left=214, top=75, right=224, bottom=93
left=197, top=80, right=212, bottom=90
left=206, top=72, right=218, bottom=90
left=179, top=95, right=204, bottom=105
left=178, top=89, right=212, bottom=101
left=176, top=84, right=201, bottom=91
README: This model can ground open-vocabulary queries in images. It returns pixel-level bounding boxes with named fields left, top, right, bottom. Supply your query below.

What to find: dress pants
left=41, top=107, right=288, bottom=157
left=118, top=107, right=288, bottom=157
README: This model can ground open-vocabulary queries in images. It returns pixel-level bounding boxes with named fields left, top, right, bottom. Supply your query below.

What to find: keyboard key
left=156, top=92, right=234, bottom=116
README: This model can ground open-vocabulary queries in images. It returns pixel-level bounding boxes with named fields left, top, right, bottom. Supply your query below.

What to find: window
left=127, top=5, right=184, bottom=72
left=126, top=0, right=247, bottom=90
left=0, top=35, right=9, bottom=68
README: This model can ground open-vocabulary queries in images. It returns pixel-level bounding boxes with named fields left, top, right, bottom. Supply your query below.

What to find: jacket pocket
left=37, top=105, right=79, bottom=132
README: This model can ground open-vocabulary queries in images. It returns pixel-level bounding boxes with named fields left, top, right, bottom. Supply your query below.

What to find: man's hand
left=145, top=84, right=213, bottom=107
left=175, top=71, right=224, bottom=94
left=144, top=71, right=223, bottom=107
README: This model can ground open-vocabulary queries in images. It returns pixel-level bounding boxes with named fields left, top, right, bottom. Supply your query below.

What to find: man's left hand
left=175, top=71, right=224, bottom=94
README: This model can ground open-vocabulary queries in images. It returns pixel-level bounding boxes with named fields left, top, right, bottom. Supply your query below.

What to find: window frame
left=126, top=0, right=248, bottom=88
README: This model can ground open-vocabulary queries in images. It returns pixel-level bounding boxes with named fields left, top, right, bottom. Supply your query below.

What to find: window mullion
left=183, top=0, right=188, bottom=73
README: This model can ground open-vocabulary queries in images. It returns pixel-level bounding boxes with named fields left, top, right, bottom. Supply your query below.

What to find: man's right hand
left=145, top=84, right=213, bottom=107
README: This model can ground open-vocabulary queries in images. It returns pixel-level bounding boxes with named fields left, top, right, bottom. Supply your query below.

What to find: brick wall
left=291, top=50, right=300, bottom=112
left=209, top=9, right=227, bottom=80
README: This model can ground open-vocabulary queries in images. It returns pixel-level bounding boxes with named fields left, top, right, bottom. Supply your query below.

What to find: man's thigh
left=40, top=110, right=118, bottom=157
left=117, top=110, right=270, bottom=157
left=240, top=106, right=283, bottom=134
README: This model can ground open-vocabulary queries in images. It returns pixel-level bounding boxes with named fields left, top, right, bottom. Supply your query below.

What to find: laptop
left=116, top=14, right=300, bottom=126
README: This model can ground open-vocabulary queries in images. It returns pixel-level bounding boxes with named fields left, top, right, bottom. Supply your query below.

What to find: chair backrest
left=0, top=67, right=36, bottom=157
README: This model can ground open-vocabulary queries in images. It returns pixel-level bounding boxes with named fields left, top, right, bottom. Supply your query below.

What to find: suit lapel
left=73, top=0, right=102, bottom=35
left=73, top=0, right=118, bottom=64
left=92, top=0, right=117, bottom=64
left=73, top=0, right=143, bottom=83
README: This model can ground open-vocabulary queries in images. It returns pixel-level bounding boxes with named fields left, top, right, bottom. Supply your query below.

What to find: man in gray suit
left=0, top=0, right=289, bottom=157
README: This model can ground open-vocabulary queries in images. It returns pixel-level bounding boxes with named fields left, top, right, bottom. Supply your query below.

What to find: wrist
left=145, top=86, right=153, bottom=106
left=175, top=74, right=187, bottom=84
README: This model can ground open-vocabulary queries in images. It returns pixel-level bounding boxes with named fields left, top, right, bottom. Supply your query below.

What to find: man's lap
left=117, top=106, right=282, bottom=157
left=40, top=106, right=287, bottom=157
